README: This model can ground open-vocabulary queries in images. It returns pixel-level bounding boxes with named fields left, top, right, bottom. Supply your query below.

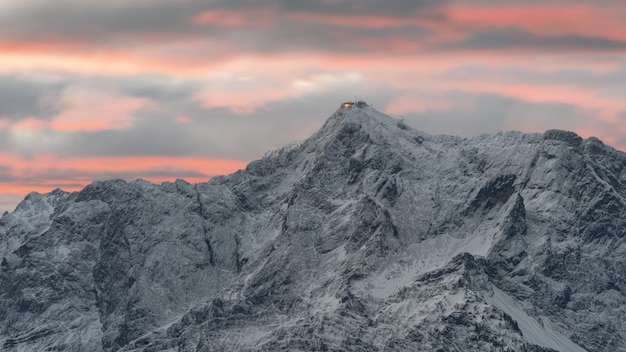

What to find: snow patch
left=355, top=231, right=494, bottom=299
left=483, top=286, right=586, bottom=352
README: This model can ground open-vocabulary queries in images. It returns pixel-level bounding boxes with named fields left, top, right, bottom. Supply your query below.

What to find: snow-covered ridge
left=262, top=140, right=303, bottom=160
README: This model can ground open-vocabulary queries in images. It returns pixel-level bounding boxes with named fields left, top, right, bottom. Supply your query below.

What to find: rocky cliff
left=1, top=103, right=625, bottom=351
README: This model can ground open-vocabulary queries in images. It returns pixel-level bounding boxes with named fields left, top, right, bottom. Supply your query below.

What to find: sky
left=1, top=0, right=626, bottom=213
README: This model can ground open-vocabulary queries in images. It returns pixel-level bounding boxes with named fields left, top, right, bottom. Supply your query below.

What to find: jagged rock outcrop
left=1, top=103, right=625, bottom=351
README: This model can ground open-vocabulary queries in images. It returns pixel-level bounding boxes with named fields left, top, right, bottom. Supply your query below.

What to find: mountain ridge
left=1, top=103, right=625, bottom=351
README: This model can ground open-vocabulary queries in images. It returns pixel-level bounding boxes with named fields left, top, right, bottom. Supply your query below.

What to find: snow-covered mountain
left=1, top=103, right=625, bottom=351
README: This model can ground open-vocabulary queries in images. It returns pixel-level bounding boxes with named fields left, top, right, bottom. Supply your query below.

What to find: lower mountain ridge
left=1, top=103, right=625, bottom=351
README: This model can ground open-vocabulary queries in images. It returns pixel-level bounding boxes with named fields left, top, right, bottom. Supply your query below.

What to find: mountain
left=1, top=102, right=625, bottom=351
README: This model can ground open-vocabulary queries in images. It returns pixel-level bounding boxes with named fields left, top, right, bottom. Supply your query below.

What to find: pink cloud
left=10, top=117, right=48, bottom=132
left=192, top=9, right=276, bottom=28
left=0, top=39, right=232, bottom=77
left=175, top=116, right=194, bottom=124
left=443, top=3, right=626, bottom=41
left=49, top=87, right=152, bottom=132
left=0, top=154, right=248, bottom=196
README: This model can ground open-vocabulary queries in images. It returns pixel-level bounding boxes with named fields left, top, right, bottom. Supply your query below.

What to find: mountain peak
left=331, top=99, right=395, bottom=126
left=308, top=99, right=427, bottom=152
left=2, top=103, right=625, bottom=351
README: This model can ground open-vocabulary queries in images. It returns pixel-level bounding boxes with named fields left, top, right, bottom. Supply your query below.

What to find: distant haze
left=1, top=0, right=626, bottom=213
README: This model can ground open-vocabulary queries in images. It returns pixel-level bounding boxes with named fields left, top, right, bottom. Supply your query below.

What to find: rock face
left=1, top=103, right=625, bottom=351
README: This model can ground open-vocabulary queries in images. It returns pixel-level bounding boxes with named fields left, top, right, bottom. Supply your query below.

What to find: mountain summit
left=1, top=103, right=625, bottom=351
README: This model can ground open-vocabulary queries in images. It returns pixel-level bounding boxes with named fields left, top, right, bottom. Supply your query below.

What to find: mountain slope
left=1, top=103, right=625, bottom=351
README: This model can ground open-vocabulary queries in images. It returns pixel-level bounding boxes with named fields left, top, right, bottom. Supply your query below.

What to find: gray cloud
left=440, top=30, right=626, bottom=52
left=219, top=22, right=432, bottom=55
left=223, top=0, right=451, bottom=16
left=0, top=69, right=620, bottom=162
left=0, top=75, right=66, bottom=120
left=120, top=76, right=201, bottom=102
left=60, top=88, right=394, bottom=161
left=64, top=108, right=224, bottom=158
left=446, top=64, right=626, bottom=87
left=1, top=0, right=622, bottom=58
left=399, top=92, right=604, bottom=137
left=0, top=2, right=206, bottom=44
left=0, top=79, right=401, bottom=161
left=467, top=0, right=618, bottom=3
left=0, top=165, right=14, bottom=183
left=0, top=0, right=436, bottom=58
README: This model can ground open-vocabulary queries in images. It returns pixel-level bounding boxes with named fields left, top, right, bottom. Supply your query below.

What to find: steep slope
left=1, top=103, right=625, bottom=351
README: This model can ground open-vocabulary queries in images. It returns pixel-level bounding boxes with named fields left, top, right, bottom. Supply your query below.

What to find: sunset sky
left=1, top=0, right=626, bottom=213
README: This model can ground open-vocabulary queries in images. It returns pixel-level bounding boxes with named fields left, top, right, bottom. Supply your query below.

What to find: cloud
left=393, top=92, right=615, bottom=140
left=440, top=30, right=626, bottom=52
left=51, top=87, right=151, bottom=132
left=0, top=153, right=248, bottom=206
left=192, top=9, right=277, bottom=28
left=0, top=1, right=206, bottom=44
left=445, top=64, right=626, bottom=87
left=204, top=0, right=451, bottom=17
left=0, top=75, right=66, bottom=120
left=0, top=75, right=400, bottom=161
left=440, top=2, right=626, bottom=42
left=3, top=0, right=622, bottom=70
left=0, top=165, right=14, bottom=183
left=120, top=75, right=201, bottom=101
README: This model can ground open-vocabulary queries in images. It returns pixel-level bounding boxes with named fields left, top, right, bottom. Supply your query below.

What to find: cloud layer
left=1, top=0, right=626, bottom=212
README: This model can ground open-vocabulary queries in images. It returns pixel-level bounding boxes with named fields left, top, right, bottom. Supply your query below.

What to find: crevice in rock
left=194, top=185, right=214, bottom=267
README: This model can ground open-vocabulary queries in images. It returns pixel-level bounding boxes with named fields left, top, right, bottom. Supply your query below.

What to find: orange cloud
left=9, top=155, right=245, bottom=176
left=0, top=154, right=248, bottom=198
left=441, top=3, right=626, bottom=42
